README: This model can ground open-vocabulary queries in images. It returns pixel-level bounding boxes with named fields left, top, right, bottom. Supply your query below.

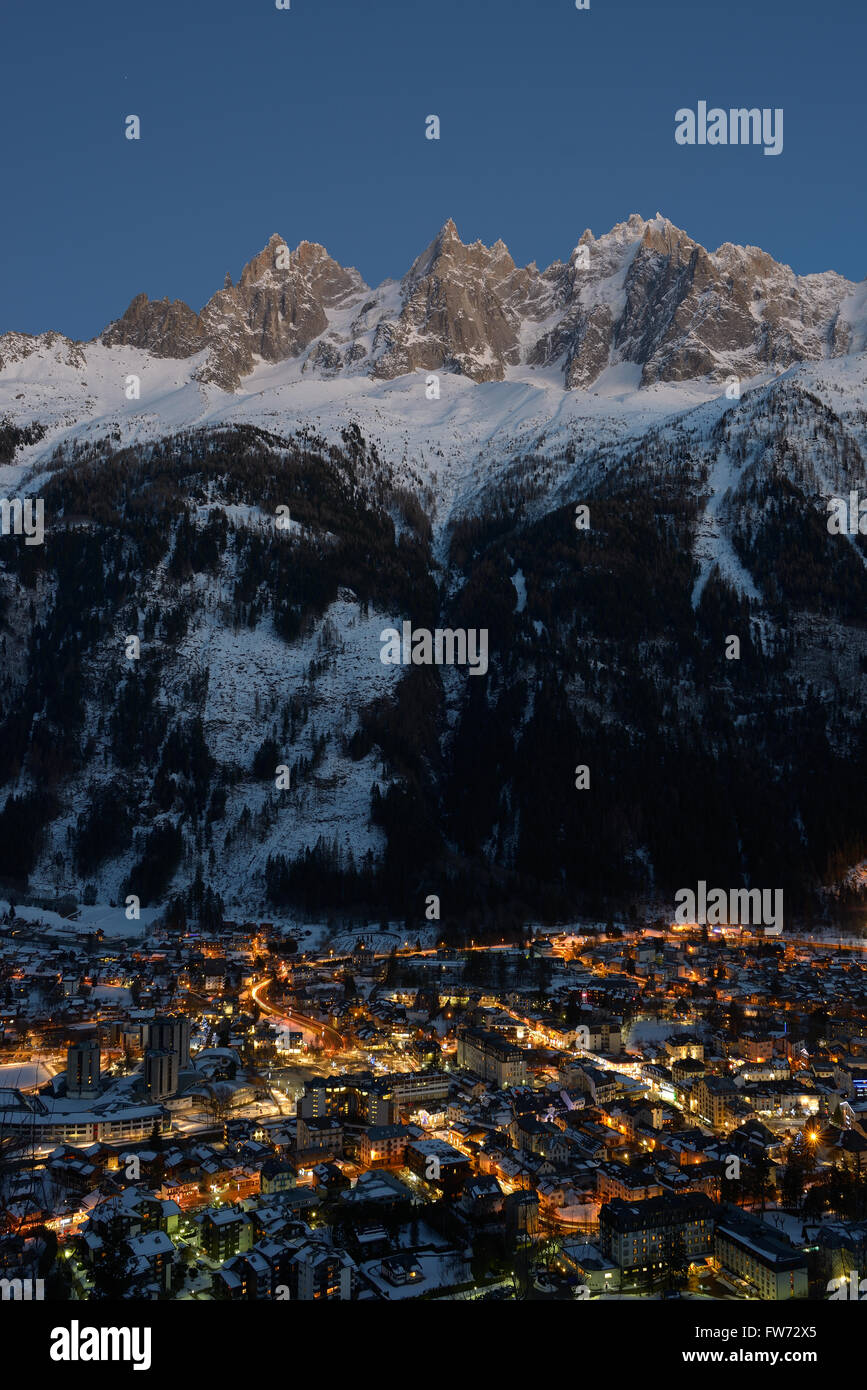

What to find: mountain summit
left=4, top=215, right=865, bottom=393
left=1, top=218, right=866, bottom=923
left=102, top=234, right=367, bottom=390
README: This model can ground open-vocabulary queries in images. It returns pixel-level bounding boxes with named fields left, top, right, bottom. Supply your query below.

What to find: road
left=250, top=977, right=344, bottom=1050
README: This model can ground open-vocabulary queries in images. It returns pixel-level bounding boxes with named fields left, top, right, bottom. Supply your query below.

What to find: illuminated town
left=2, top=908, right=866, bottom=1302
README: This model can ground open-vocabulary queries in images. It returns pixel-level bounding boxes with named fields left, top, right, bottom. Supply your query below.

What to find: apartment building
left=665, top=1034, right=705, bottom=1062
left=289, top=1242, right=357, bottom=1301
left=714, top=1214, right=809, bottom=1299
left=387, top=1072, right=451, bottom=1114
left=599, top=1194, right=715, bottom=1278
left=297, top=1071, right=448, bottom=1126
left=360, top=1124, right=412, bottom=1167
left=199, top=1208, right=253, bottom=1262
left=66, top=1040, right=101, bottom=1099
left=296, top=1116, right=344, bottom=1158
left=456, top=1029, right=526, bottom=1087
left=406, top=1138, right=470, bottom=1193
left=573, top=1064, right=619, bottom=1106
left=596, top=1161, right=663, bottom=1204
left=694, top=1076, right=738, bottom=1128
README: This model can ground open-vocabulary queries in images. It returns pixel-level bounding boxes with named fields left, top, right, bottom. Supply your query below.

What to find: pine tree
left=91, top=1215, right=145, bottom=1300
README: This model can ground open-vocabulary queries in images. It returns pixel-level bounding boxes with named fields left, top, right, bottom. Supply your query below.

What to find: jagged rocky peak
left=373, top=218, right=555, bottom=383
left=619, top=215, right=852, bottom=385
left=195, top=234, right=369, bottom=389
left=529, top=210, right=862, bottom=389
left=403, top=218, right=516, bottom=286
left=234, top=233, right=364, bottom=305
left=99, top=234, right=370, bottom=391
left=78, top=214, right=867, bottom=394
left=101, top=292, right=208, bottom=358
left=0, top=329, right=88, bottom=372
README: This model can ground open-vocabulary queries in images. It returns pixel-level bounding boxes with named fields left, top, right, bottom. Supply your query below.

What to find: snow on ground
left=0, top=899, right=159, bottom=939
left=759, top=1208, right=821, bottom=1244
left=836, top=283, right=867, bottom=354
left=18, top=577, right=405, bottom=913
left=624, top=1018, right=709, bottom=1049
left=1, top=334, right=734, bottom=534
left=360, top=1250, right=469, bottom=1300
left=4, top=335, right=867, bottom=914
left=511, top=569, right=527, bottom=612
left=691, top=445, right=763, bottom=607
left=89, top=984, right=133, bottom=1005
left=3, top=329, right=866, bottom=537
left=6, top=335, right=865, bottom=609
left=0, top=1061, right=55, bottom=1089
left=327, top=925, right=440, bottom=953
left=182, top=593, right=403, bottom=913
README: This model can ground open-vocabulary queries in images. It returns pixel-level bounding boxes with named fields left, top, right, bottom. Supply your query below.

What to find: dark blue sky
left=2, top=0, right=863, bottom=339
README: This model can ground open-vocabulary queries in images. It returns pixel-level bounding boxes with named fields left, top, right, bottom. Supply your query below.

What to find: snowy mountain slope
left=2, top=211, right=864, bottom=542
left=1, top=221, right=867, bottom=927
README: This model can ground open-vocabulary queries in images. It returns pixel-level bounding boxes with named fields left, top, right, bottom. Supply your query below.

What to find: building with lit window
left=360, top=1124, right=412, bottom=1167
left=143, top=1048, right=179, bottom=1102
left=694, top=1076, right=738, bottom=1128
left=289, top=1242, right=357, bottom=1300
left=199, top=1207, right=253, bottom=1261
left=456, top=1028, right=526, bottom=1087
left=296, top=1116, right=343, bottom=1158
left=599, top=1193, right=715, bottom=1278
left=406, top=1138, right=470, bottom=1193
left=298, top=1071, right=450, bottom=1125
left=665, top=1034, right=705, bottom=1062
left=713, top=1213, right=809, bottom=1299
left=147, top=1015, right=191, bottom=1068
left=66, top=1040, right=101, bottom=1100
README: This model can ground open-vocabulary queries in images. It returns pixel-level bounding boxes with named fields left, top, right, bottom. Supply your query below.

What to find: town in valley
left=1, top=906, right=865, bottom=1303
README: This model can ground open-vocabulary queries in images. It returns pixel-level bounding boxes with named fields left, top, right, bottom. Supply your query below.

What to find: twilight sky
left=2, top=0, right=864, bottom=338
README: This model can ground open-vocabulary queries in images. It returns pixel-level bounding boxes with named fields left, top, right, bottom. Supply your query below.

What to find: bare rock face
left=85, top=216, right=866, bottom=393
left=198, top=235, right=367, bottom=388
left=527, top=224, right=632, bottom=386
left=831, top=291, right=867, bottom=356
left=302, top=338, right=346, bottom=375
left=101, top=235, right=368, bottom=390
left=619, top=220, right=851, bottom=385
left=372, top=220, right=555, bottom=383
left=101, top=293, right=209, bottom=358
left=525, top=213, right=859, bottom=389
left=614, top=220, right=723, bottom=381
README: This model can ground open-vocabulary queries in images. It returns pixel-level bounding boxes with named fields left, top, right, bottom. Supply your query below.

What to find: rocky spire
left=95, top=216, right=863, bottom=393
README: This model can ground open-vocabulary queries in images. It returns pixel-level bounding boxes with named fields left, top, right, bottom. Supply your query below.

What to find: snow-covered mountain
left=2, top=213, right=865, bottom=407
left=1, top=215, right=866, bottom=930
